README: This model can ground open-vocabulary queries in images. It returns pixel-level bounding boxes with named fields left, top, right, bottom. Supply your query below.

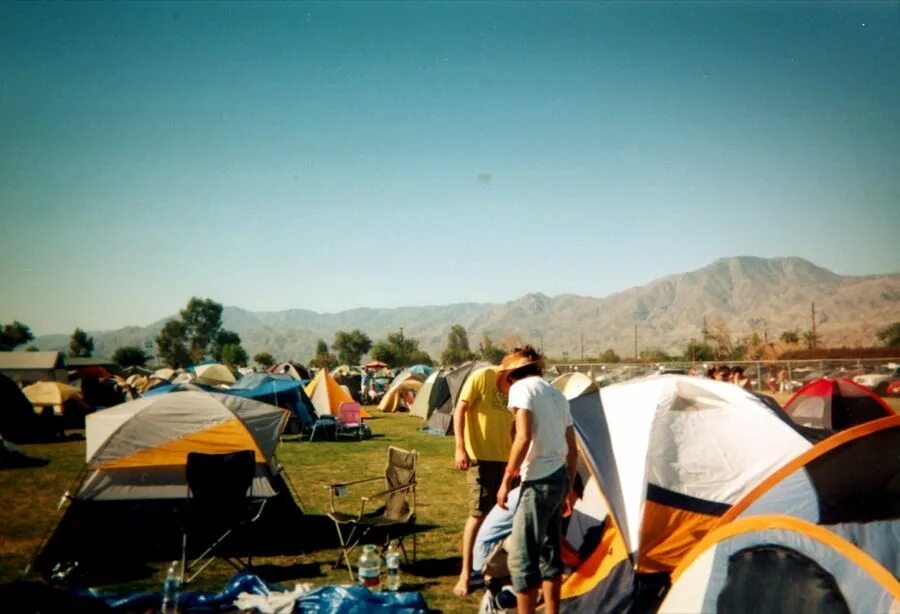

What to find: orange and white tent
left=660, top=516, right=900, bottom=613
left=304, top=369, right=372, bottom=418
left=559, top=375, right=812, bottom=611
left=78, top=391, right=288, bottom=500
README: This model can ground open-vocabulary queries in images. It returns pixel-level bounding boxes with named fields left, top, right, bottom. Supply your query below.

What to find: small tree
left=333, top=329, right=373, bottom=366
left=597, top=348, right=621, bottom=364
left=211, top=329, right=244, bottom=363
left=112, top=345, right=150, bottom=367
left=156, top=320, right=190, bottom=368
left=441, top=324, right=475, bottom=365
left=220, top=344, right=249, bottom=368
left=68, top=328, right=94, bottom=358
left=0, top=321, right=34, bottom=351
left=310, top=339, right=338, bottom=370
left=180, top=297, right=224, bottom=364
left=371, top=331, right=432, bottom=367
left=684, top=339, right=715, bottom=362
left=254, top=352, right=276, bottom=368
left=478, top=334, right=506, bottom=364
left=779, top=329, right=800, bottom=345
left=640, top=348, right=671, bottom=362
left=876, top=322, right=900, bottom=347
left=802, top=329, right=822, bottom=350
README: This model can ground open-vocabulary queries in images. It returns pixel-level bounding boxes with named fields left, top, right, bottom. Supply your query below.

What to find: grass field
left=2, top=394, right=898, bottom=612
left=0, top=411, right=481, bottom=613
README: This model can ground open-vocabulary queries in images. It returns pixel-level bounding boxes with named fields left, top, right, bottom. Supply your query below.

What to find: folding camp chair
left=335, top=401, right=363, bottom=441
left=326, top=446, right=418, bottom=579
left=181, top=450, right=266, bottom=584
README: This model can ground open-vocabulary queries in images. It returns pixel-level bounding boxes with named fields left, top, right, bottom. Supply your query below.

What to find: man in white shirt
left=495, top=346, right=577, bottom=614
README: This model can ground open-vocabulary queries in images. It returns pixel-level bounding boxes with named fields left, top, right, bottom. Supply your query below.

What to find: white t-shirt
left=507, top=376, right=572, bottom=481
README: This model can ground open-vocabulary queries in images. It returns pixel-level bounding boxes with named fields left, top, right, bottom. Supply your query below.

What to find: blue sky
left=1, top=1, right=898, bottom=335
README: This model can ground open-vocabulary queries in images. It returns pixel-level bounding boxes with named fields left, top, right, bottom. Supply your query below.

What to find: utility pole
left=811, top=302, right=817, bottom=350
left=634, top=325, right=638, bottom=361
left=580, top=332, right=584, bottom=362
left=702, top=316, right=709, bottom=344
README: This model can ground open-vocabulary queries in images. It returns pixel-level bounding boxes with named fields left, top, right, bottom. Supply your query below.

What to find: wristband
left=505, top=467, right=519, bottom=478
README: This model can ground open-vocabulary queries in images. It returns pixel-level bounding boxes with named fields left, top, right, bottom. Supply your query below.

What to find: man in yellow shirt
left=453, top=366, right=513, bottom=596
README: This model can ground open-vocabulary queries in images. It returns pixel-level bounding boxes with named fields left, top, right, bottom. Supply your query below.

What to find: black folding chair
left=181, top=450, right=265, bottom=583
left=326, top=446, right=418, bottom=579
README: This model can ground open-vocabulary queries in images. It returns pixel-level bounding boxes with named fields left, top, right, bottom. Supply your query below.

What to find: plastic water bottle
left=384, top=539, right=402, bottom=592
left=161, top=560, right=181, bottom=613
left=357, top=544, right=381, bottom=592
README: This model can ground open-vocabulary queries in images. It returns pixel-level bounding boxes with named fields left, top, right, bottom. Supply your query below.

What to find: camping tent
left=80, top=391, right=288, bottom=500
left=551, top=372, right=598, bottom=400
left=0, top=372, right=56, bottom=443
left=229, top=372, right=316, bottom=432
left=378, top=379, right=423, bottom=413
left=189, top=362, right=237, bottom=386
left=34, top=391, right=308, bottom=577
left=23, top=381, right=89, bottom=427
left=713, top=414, right=900, bottom=578
left=409, top=371, right=440, bottom=419
left=659, top=516, right=900, bottom=613
left=784, top=377, right=894, bottom=432
left=424, top=361, right=490, bottom=435
left=268, top=361, right=310, bottom=381
left=304, top=369, right=372, bottom=419
left=559, top=375, right=812, bottom=612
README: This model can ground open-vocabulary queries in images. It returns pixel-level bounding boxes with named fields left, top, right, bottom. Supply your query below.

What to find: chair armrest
left=326, top=476, right=382, bottom=489
left=360, top=481, right=416, bottom=502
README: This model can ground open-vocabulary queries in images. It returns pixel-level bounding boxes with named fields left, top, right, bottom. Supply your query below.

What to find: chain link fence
left=552, top=357, right=900, bottom=394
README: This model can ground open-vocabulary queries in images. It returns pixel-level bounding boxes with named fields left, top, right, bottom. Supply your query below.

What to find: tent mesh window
left=717, top=545, right=850, bottom=614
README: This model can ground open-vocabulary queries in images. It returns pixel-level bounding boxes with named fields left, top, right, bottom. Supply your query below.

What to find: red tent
left=784, top=378, right=894, bottom=432
left=363, top=360, right=389, bottom=370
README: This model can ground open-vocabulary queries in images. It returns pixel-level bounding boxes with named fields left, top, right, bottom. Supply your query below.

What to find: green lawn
left=3, top=395, right=898, bottom=612
left=0, top=411, right=481, bottom=613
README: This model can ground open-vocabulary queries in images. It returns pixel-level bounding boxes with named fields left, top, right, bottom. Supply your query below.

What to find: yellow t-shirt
left=460, top=367, right=512, bottom=462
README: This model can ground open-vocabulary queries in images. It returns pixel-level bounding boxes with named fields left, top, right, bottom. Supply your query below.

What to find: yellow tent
left=379, top=379, right=423, bottom=413
left=23, top=381, right=87, bottom=415
left=305, top=370, right=372, bottom=418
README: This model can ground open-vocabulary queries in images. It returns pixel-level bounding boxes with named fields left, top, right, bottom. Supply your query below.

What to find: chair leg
left=333, top=523, right=355, bottom=581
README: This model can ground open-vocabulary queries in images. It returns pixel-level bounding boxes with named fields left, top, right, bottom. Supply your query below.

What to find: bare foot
left=453, top=574, right=472, bottom=596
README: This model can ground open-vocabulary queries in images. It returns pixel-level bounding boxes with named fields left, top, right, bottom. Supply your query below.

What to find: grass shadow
left=250, top=562, right=324, bottom=583
left=408, top=556, right=460, bottom=578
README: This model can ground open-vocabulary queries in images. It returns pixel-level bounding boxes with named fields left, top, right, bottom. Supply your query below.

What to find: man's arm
left=453, top=399, right=471, bottom=470
left=497, top=408, right=533, bottom=510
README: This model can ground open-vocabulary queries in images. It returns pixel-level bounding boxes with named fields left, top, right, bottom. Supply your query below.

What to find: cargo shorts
left=466, top=460, right=506, bottom=517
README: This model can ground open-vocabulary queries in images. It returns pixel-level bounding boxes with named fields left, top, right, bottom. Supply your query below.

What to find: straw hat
left=496, top=346, right=544, bottom=392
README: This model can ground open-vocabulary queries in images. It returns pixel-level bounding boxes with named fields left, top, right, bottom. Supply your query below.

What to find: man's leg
left=541, top=577, right=562, bottom=614
left=454, top=514, right=485, bottom=596
left=516, top=586, right=539, bottom=613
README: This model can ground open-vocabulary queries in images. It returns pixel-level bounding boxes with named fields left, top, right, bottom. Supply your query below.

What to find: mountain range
left=33, top=256, right=900, bottom=362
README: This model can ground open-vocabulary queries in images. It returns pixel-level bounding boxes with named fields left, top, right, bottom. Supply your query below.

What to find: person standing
left=495, top=346, right=577, bottom=614
left=453, top=365, right=513, bottom=596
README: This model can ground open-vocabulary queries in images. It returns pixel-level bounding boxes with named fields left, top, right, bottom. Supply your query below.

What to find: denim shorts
left=506, top=464, right=569, bottom=593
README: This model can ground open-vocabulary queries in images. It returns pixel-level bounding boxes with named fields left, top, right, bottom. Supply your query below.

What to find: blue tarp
left=77, top=572, right=428, bottom=613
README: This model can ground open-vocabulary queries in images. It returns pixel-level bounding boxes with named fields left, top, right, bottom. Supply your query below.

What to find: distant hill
left=33, top=256, right=900, bottom=363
